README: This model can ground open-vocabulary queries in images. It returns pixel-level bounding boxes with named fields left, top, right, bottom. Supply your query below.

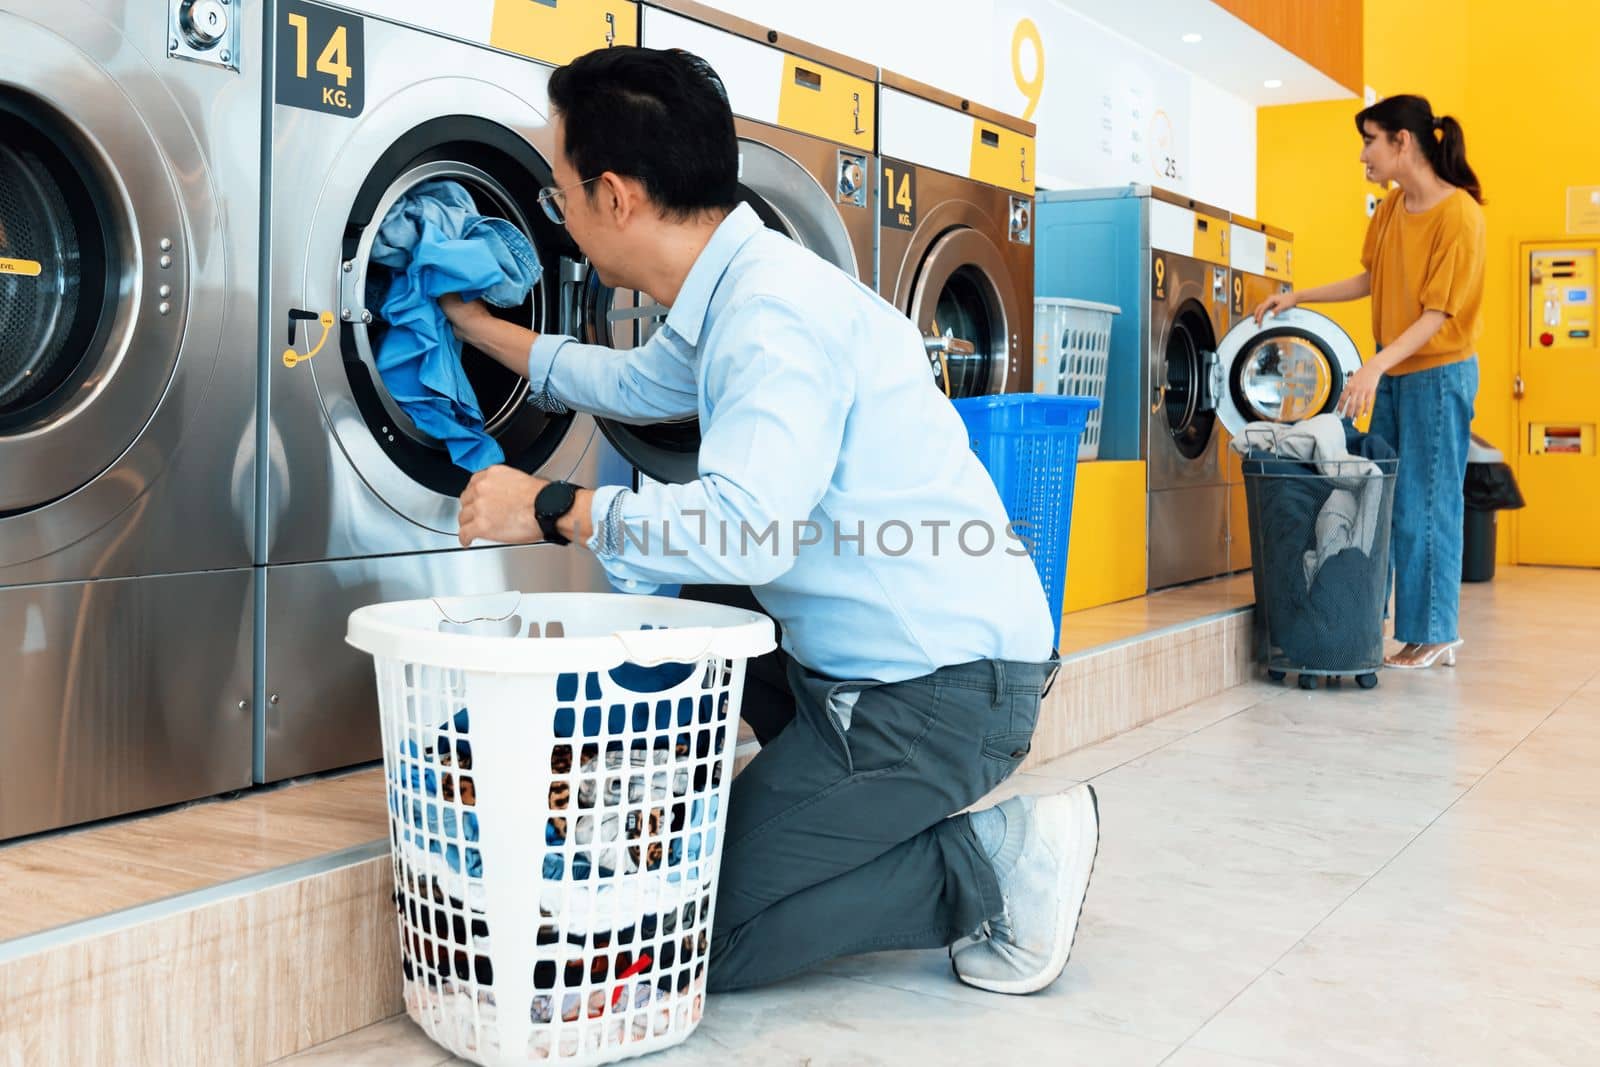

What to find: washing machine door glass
left=1161, top=302, right=1218, bottom=460
left=0, top=125, right=112, bottom=422
left=335, top=123, right=577, bottom=500
left=0, top=71, right=194, bottom=518
left=1214, top=307, right=1362, bottom=438
left=588, top=138, right=856, bottom=485
left=908, top=227, right=1015, bottom=399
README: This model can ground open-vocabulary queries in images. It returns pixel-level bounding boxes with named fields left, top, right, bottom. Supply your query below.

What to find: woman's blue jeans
left=1367, top=356, right=1479, bottom=645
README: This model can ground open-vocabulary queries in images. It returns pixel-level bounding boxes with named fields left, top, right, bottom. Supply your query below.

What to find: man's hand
left=439, top=293, right=494, bottom=344
left=1336, top=363, right=1384, bottom=421
left=458, top=465, right=546, bottom=548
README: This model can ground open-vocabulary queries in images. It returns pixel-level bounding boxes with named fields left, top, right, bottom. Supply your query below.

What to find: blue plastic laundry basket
left=953, top=395, right=1099, bottom=647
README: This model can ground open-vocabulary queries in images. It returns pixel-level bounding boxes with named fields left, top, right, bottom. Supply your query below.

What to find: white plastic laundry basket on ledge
left=347, top=592, right=775, bottom=1066
left=1033, top=297, right=1120, bottom=460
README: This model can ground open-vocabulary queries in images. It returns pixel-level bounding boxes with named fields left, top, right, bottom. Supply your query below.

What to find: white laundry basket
left=1033, top=297, right=1120, bottom=460
left=347, top=591, right=776, bottom=1066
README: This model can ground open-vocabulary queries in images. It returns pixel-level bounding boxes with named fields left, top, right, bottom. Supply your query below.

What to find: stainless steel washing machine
left=260, top=1, right=633, bottom=782
left=580, top=0, right=879, bottom=485
left=1225, top=215, right=1296, bottom=573
left=876, top=70, right=1035, bottom=399
left=1144, top=191, right=1234, bottom=589
left=0, top=0, right=261, bottom=839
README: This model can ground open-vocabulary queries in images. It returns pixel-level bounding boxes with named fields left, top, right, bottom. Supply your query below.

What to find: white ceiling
left=1057, top=0, right=1357, bottom=106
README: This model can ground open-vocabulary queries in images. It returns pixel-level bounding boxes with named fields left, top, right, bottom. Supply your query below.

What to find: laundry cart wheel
left=1298, top=674, right=1319, bottom=691
left=1267, top=669, right=1287, bottom=683
left=1356, top=673, right=1380, bottom=690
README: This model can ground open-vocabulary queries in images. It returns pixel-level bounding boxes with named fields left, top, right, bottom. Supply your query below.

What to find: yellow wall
left=1257, top=0, right=1600, bottom=562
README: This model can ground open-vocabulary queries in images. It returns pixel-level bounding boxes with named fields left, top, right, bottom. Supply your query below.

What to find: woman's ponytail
left=1431, top=114, right=1483, bottom=204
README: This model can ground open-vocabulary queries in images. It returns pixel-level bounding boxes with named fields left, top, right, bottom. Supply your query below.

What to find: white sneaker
left=951, top=784, right=1100, bottom=995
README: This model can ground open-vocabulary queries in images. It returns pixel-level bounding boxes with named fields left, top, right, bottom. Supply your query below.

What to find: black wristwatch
left=534, top=480, right=581, bottom=546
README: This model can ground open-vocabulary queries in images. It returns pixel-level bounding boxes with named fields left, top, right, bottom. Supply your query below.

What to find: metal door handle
left=925, top=331, right=976, bottom=358
left=283, top=310, right=335, bottom=368
left=852, top=92, right=864, bottom=135
left=604, top=12, right=616, bottom=46
left=1151, top=384, right=1167, bottom=415
left=1514, top=374, right=1526, bottom=399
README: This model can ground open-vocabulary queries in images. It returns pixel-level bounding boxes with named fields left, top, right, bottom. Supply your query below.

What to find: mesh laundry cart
left=348, top=592, right=775, bottom=1066
left=1033, top=297, right=1119, bottom=460
left=954, top=395, right=1100, bottom=647
left=1241, top=438, right=1398, bottom=691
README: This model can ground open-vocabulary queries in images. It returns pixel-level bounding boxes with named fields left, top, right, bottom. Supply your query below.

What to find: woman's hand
left=1337, top=363, right=1384, bottom=421
left=1252, top=290, right=1298, bottom=325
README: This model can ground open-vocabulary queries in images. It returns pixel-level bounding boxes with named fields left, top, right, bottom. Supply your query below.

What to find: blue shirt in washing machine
left=523, top=203, right=1053, bottom=682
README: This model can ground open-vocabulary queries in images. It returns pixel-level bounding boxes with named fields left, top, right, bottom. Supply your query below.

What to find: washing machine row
left=0, top=0, right=1039, bottom=840
left=1036, top=187, right=1362, bottom=592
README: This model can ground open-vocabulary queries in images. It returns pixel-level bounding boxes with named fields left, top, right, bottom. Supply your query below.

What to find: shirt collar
left=663, top=202, right=764, bottom=347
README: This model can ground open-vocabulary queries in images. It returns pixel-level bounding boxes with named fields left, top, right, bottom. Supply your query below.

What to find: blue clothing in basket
left=369, top=179, right=542, bottom=471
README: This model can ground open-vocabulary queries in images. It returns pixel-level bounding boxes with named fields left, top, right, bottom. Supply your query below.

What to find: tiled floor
left=280, top=566, right=1600, bottom=1066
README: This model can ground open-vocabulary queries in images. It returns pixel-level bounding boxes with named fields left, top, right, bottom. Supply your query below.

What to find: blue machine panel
left=1035, top=190, right=1146, bottom=462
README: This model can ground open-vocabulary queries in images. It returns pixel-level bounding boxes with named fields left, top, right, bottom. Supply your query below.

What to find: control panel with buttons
left=1528, top=247, right=1597, bottom=349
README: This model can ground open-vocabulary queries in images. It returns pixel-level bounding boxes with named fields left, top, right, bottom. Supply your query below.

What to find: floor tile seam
left=1149, top=704, right=1567, bottom=1057
left=825, top=969, right=1183, bottom=1050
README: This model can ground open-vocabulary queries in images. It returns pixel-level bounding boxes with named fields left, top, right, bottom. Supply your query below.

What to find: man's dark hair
left=548, top=46, right=739, bottom=220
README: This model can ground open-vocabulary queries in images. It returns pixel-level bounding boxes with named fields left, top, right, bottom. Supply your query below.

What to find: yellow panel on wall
left=1062, top=461, right=1147, bottom=614
left=490, top=0, right=638, bottom=67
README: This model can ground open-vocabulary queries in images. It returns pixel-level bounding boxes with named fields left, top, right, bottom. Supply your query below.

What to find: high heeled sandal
left=1384, top=639, right=1463, bottom=670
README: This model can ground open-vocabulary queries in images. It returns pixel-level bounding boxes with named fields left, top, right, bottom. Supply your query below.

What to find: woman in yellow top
left=1254, top=94, right=1486, bottom=670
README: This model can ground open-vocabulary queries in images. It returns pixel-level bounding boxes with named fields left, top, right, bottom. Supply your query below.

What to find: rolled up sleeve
left=527, top=328, right=700, bottom=423
left=585, top=297, right=852, bottom=589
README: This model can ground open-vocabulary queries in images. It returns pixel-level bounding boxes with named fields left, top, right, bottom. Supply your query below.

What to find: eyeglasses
left=537, top=175, right=602, bottom=226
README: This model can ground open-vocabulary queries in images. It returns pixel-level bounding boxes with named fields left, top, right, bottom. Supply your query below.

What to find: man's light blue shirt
left=526, top=203, right=1053, bottom=682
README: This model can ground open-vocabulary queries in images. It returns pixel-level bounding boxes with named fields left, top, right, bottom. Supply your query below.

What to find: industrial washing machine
left=1034, top=186, right=1234, bottom=590
left=0, top=0, right=261, bottom=838
left=260, top=0, right=632, bottom=782
left=1226, top=214, right=1296, bottom=573
left=876, top=70, right=1036, bottom=399
left=587, top=0, right=880, bottom=485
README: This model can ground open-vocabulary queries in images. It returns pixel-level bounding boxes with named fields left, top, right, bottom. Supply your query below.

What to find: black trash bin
left=1463, top=434, right=1525, bottom=583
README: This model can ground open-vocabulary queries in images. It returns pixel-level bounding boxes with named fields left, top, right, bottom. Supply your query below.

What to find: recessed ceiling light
left=1181, top=33, right=1203, bottom=43
left=1263, top=79, right=1284, bottom=89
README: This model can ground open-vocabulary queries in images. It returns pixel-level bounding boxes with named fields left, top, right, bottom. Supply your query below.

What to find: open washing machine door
left=280, top=89, right=596, bottom=540
left=1213, top=306, right=1363, bottom=438
left=582, top=136, right=859, bottom=485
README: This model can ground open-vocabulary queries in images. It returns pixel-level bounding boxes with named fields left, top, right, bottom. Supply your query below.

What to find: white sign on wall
left=995, top=1, right=1194, bottom=194
left=705, top=0, right=1256, bottom=212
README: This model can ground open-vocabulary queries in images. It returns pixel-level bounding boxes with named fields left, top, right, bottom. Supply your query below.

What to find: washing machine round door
left=0, top=23, right=207, bottom=525
left=907, top=227, right=1017, bottom=398
left=1159, top=301, right=1221, bottom=460
left=1214, top=307, right=1362, bottom=440
left=288, top=101, right=592, bottom=535
left=585, top=138, right=857, bottom=485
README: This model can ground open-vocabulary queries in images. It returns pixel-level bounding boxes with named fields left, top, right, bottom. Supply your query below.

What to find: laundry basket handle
left=612, top=625, right=720, bottom=666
